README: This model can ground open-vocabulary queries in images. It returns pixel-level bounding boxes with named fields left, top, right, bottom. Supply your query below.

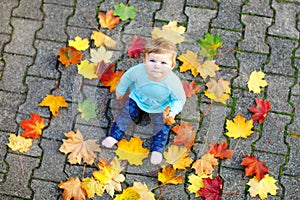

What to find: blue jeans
left=109, top=98, right=170, bottom=153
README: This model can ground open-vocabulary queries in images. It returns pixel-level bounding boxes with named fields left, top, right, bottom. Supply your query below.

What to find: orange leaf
left=192, top=153, right=218, bottom=176
left=172, top=121, right=196, bottom=149
left=162, top=106, right=175, bottom=125
left=178, top=50, right=201, bottom=77
left=182, top=80, right=201, bottom=98
left=241, top=155, right=269, bottom=181
left=207, top=141, right=234, bottom=159
left=58, top=177, right=86, bottom=200
left=98, top=10, right=120, bottom=30
left=39, top=94, right=68, bottom=117
left=101, top=70, right=124, bottom=93
left=57, top=46, right=82, bottom=67
left=20, top=113, right=45, bottom=139
left=94, top=61, right=115, bottom=81
left=158, top=166, right=184, bottom=185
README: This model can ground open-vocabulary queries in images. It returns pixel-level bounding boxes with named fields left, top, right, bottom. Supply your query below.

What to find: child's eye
left=150, top=59, right=156, bottom=62
left=161, top=62, right=167, bottom=65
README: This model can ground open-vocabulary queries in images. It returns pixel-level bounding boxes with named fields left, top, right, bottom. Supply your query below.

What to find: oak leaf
left=39, top=94, right=68, bottom=117
left=198, top=176, right=222, bottom=200
left=247, top=174, right=278, bottom=200
left=114, top=187, right=140, bottom=200
left=58, top=177, right=86, bottom=200
left=197, top=60, right=220, bottom=79
left=247, top=70, right=268, bottom=93
left=98, top=10, right=120, bottom=30
left=249, top=98, right=271, bottom=123
left=57, top=46, right=83, bottom=67
left=101, top=70, right=124, bottom=93
left=198, top=33, right=222, bottom=59
left=192, top=153, right=218, bottom=176
left=172, top=121, right=196, bottom=149
left=77, top=59, right=98, bottom=80
left=81, top=177, right=104, bottom=198
left=113, top=3, right=138, bottom=21
left=225, top=114, right=253, bottom=139
left=187, top=173, right=211, bottom=197
left=7, top=134, right=32, bottom=153
left=178, top=50, right=201, bottom=77
left=59, top=130, right=101, bottom=165
left=164, top=145, right=193, bottom=170
left=158, top=166, right=184, bottom=185
left=94, top=61, right=115, bottom=81
left=68, top=36, right=89, bottom=51
left=241, top=155, right=269, bottom=181
left=115, top=137, right=150, bottom=166
left=162, top=106, right=176, bottom=125
left=127, top=35, right=147, bottom=58
left=90, top=46, right=113, bottom=64
left=20, top=113, right=45, bottom=139
left=205, top=78, right=231, bottom=104
left=91, top=31, right=116, bottom=48
left=207, top=141, right=234, bottom=159
left=78, top=99, right=97, bottom=122
left=152, top=21, right=185, bottom=44
left=132, top=182, right=155, bottom=200
left=182, top=80, right=201, bottom=98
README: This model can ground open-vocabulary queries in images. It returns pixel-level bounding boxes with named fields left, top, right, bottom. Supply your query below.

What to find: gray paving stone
left=0, top=153, right=39, bottom=198
left=186, top=0, right=217, bottom=9
left=0, top=0, right=18, bottom=34
left=159, top=183, right=189, bottom=200
left=32, top=179, right=61, bottom=200
left=33, top=138, right=67, bottom=182
left=64, top=164, right=96, bottom=179
left=125, top=174, right=157, bottom=190
left=268, top=1, right=300, bottom=39
left=0, top=109, right=18, bottom=132
left=281, top=175, right=300, bottom=200
left=36, top=3, right=73, bottom=42
left=0, top=194, right=23, bottom=200
left=74, top=123, right=107, bottom=142
left=283, top=135, right=300, bottom=176
left=0, top=34, right=10, bottom=53
left=242, top=0, right=273, bottom=17
left=239, top=15, right=272, bottom=53
left=155, top=0, right=187, bottom=22
left=12, top=0, right=43, bottom=20
left=66, top=26, right=94, bottom=41
left=291, top=59, right=300, bottom=95
left=212, top=0, right=244, bottom=30
left=0, top=131, right=9, bottom=173
left=180, top=95, right=201, bottom=122
left=288, top=95, right=300, bottom=134
left=99, top=0, right=127, bottom=11
left=44, top=0, right=74, bottom=6
left=0, top=91, right=25, bottom=110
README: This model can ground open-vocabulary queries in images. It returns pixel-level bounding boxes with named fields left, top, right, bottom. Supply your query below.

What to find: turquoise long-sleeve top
left=116, top=63, right=186, bottom=115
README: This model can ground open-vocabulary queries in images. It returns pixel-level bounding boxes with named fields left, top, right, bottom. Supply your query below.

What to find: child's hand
left=167, top=111, right=176, bottom=119
left=115, top=92, right=123, bottom=100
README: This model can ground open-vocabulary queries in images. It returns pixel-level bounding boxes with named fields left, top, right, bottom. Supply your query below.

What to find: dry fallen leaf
left=187, top=173, right=211, bottom=197
left=192, top=153, right=218, bottom=176
left=7, top=134, right=32, bottom=153
left=241, top=155, right=269, bottom=181
left=247, top=70, right=268, bottom=93
left=98, top=10, right=120, bottom=30
left=39, top=94, right=68, bottom=117
left=178, top=50, right=201, bottom=77
left=247, top=174, right=278, bottom=200
left=172, top=121, right=196, bottom=149
left=90, top=46, right=113, bottom=64
left=57, top=46, right=83, bottom=67
left=101, top=70, right=124, bottom=93
left=114, top=187, right=140, bottom=200
left=58, top=177, right=86, bottom=200
left=158, top=166, right=184, bottom=185
left=20, top=113, right=45, bottom=139
left=132, top=182, right=155, bottom=200
left=68, top=36, right=89, bottom=51
left=81, top=177, right=104, bottom=198
left=197, top=60, right=220, bottom=79
left=225, top=114, right=253, bottom=139
left=204, top=78, right=231, bottom=104
left=77, top=59, right=98, bottom=80
left=162, top=106, right=176, bottom=125
left=207, top=141, right=234, bottom=159
left=164, top=145, right=193, bottom=170
left=91, top=31, right=116, bottom=48
left=152, top=21, right=185, bottom=44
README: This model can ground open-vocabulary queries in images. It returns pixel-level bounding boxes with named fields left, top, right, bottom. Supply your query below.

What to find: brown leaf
left=58, top=177, right=86, bottom=200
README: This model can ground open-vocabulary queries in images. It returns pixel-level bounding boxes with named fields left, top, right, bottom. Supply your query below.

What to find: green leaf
left=197, top=33, right=222, bottom=59
left=78, top=99, right=98, bottom=122
left=113, top=3, right=138, bottom=21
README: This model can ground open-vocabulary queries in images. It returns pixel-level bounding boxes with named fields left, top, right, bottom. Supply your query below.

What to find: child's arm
left=115, top=65, right=140, bottom=98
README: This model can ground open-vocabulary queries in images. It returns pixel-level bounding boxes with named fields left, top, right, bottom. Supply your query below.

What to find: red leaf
left=182, top=80, right=201, bottom=98
left=248, top=98, right=271, bottom=123
left=101, top=70, right=124, bottom=93
left=207, top=141, right=234, bottom=159
left=241, top=155, right=269, bottom=181
left=94, top=61, right=115, bottom=81
left=57, top=46, right=82, bottom=67
left=198, top=176, right=222, bottom=200
left=172, top=121, right=196, bottom=149
left=127, top=36, right=147, bottom=58
left=20, top=113, right=46, bottom=139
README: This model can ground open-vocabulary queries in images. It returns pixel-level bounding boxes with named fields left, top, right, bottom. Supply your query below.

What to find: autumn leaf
left=59, top=130, right=101, bottom=165
left=192, top=153, right=218, bottom=176
left=152, top=21, right=185, bottom=44
left=204, top=78, right=231, bottom=104
left=57, top=46, right=83, bottom=67
left=127, top=35, right=147, bottom=58
left=101, top=70, right=124, bottom=93
left=247, top=174, right=278, bottom=200
left=7, top=134, right=32, bottom=153
left=78, top=99, right=97, bottom=122
left=162, top=106, right=176, bottom=125
left=98, top=10, right=120, bottom=30
left=158, top=166, right=184, bottom=185
left=182, top=80, right=201, bottom=98
left=247, top=70, right=268, bottom=93
left=162, top=21, right=186, bottom=34
left=225, top=114, right=253, bottom=139
left=207, top=141, right=234, bottom=159
left=81, top=177, right=104, bottom=198
left=68, top=36, right=89, bottom=51
left=94, top=61, right=115, bottom=81
left=241, top=155, right=269, bottom=181
left=198, top=176, right=222, bottom=200
left=58, top=177, right=86, bottom=200
left=249, top=98, right=271, bottom=123
left=91, top=31, right=116, bottom=48
left=113, top=3, right=138, bottom=21
left=132, top=182, right=155, bottom=200
left=197, top=60, right=220, bottom=79
left=20, top=113, right=45, bottom=139
left=187, top=173, right=211, bottom=197
left=172, top=121, right=196, bottom=149
left=114, top=187, right=140, bottom=200
left=90, top=46, right=113, bottom=64
left=164, top=145, right=193, bottom=170
left=198, top=33, right=222, bottom=59
left=178, top=50, right=201, bottom=77
left=77, top=59, right=98, bottom=80
left=39, top=94, right=68, bottom=117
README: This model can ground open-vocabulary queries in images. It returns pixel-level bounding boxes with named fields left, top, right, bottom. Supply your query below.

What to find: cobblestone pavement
left=0, top=0, right=299, bottom=199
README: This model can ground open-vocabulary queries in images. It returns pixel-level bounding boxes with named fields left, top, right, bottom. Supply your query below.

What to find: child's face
left=144, top=52, right=174, bottom=82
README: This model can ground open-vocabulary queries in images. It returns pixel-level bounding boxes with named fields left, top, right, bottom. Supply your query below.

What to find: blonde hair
left=143, top=38, right=177, bottom=66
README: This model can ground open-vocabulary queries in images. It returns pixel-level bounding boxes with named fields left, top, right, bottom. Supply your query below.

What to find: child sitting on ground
left=102, top=37, right=186, bottom=165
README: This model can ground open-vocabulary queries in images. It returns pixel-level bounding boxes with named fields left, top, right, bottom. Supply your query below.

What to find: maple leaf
left=101, top=70, right=124, bottom=93
left=59, top=130, right=101, bottom=165
left=127, top=35, right=147, bottom=58
left=113, top=3, right=138, bottom=21
left=68, top=36, right=89, bottom=51
left=162, top=106, right=176, bottom=125
left=94, top=61, right=115, bottom=81
left=114, top=187, right=140, bottom=200
left=247, top=174, right=278, bottom=200
left=162, top=21, right=186, bottom=34
left=7, top=134, right=32, bottom=153
left=241, top=155, right=269, bottom=181
left=182, top=80, right=201, bottom=98
left=91, top=31, right=117, bottom=48
left=132, top=182, right=155, bottom=200
left=77, top=59, right=98, bottom=80
left=158, top=166, right=184, bottom=185
left=187, top=173, right=211, bottom=197
left=164, top=145, right=193, bottom=170
left=58, top=177, right=86, bottom=200
left=57, top=46, right=83, bottom=67
left=198, top=33, right=222, bottom=59
left=172, top=121, right=196, bottom=149
left=249, top=98, right=271, bottom=123
left=178, top=50, right=201, bottom=77
left=225, top=114, right=253, bottom=139
left=152, top=21, right=185, bottom=44
left=81, top=177, right=104, bottom=198
left=20, top=113, right=45, bottom=139
left=90, top=46, right=113, bottom=64
left=198, top=176, right=223, bottom=200
left=93, top=157, right=125, bottom=197
left=115, top=137, right=150, bottom=166
left=207, top=141, right=234, bottom=159
left=204, top=78, right=231, bottom=104
left=98, top=10, right=120, bottom=30
left=247, top=70, right=268, bottom=93
left=197, top=60, right=220, bottom=79
left=192, top=153, right=218, bottom=176
left=78, top=99, right=97, bottom=122
left=39, top=94, right=68, bottom=117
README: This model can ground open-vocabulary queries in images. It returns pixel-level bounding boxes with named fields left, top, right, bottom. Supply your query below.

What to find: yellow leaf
left=162, top=21, right=186, bottom=34
left=192, top=153, right=218, bottom=176
left=7, top=134, right=32, bottom=153
left=247, top=174, right=278, bottom=200
left=132, top=182, right=155, bottom=200
left=81, top=177, right=104, bottom=198
left=247, top=71, right=268, bottom=93
left=151, top=21, right=185, bottom=45
left=164, top=145, right=193, bottom=170
left=205, top=78, right=231, bottom=104
left=39, top=94, right=68, bottom=117
left=59, top=130, right=101, bottom=165
left=115, top=137, right=150, bottom=166
left=187, top=173, right=211, bottom=197
left=158, top=166, right=184, bottom=185
left=225, top=114, right=253, bottom=139
left=178, top=50, right=201, bottom=77
left=68, top=36, right=89, bottom=51
left=90, top=46, right=113, bottom=64
left=204, top=90, right=230, bottom=104
left=58, top=177, right=86, bottom=200
left=91, top=31, right=117, bottom=48
left=77, top=59, right=98, bottom=80
left=197, top=60, right=220, bottom=79
left=114, top=187, right=140, bottom=200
